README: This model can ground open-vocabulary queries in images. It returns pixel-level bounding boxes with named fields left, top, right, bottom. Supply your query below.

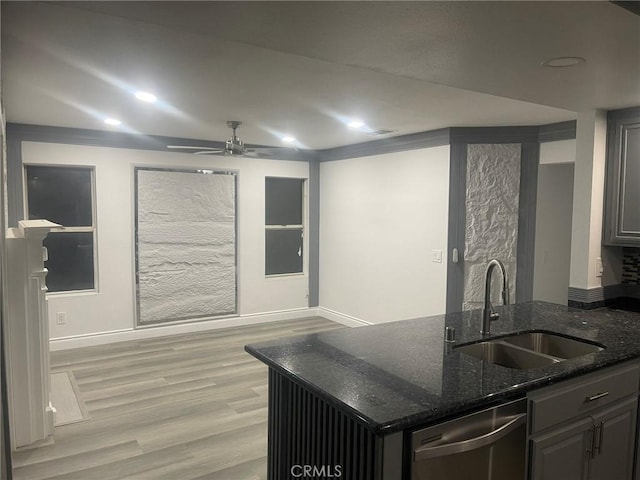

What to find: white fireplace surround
left=5, top=220, right=59, bottom=448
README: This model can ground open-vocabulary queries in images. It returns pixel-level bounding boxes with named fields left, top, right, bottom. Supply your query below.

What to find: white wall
left=533, top=163, right=574, bottom=304
left=540, top=139, right=576, bottom=165
left=21, top=142, right=310, bottom=343
left=534, top=140, right=576, bottom=305
left=319, top=146, right=450, bottom=324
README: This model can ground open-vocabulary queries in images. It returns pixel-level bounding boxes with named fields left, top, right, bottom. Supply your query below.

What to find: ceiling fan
left=167, top=120, right=274, bottom=157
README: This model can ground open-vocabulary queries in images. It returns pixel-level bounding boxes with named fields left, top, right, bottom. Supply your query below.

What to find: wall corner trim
left=317, top=128, right=451, bottom=162
left=449, top=126, right=539, bottom=145
left=607, top=106, right=640, bottom=122
left=516, top=142, right=540, bottom=303
left=308, top=158, right=320, bottom=307
left=538, top=120, right=577, bottom=143
left=6, top=123, right=317, bottom=162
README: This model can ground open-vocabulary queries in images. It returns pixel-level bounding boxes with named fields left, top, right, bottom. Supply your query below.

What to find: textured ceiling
left=2, top=1, right=638, bottom=149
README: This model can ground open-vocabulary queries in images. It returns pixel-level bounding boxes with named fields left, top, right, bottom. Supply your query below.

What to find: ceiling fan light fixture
left=135, top=91, right=158, bottom=103
left=281, top=136, right=296, bottom=144
left=542, top=56, right=586, bottom=68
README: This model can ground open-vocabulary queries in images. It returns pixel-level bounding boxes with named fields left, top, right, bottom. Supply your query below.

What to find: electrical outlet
left=432, top=249, right=443, bottom=264
left=56, top=312, right=66, bottom=325
left=596, top=257, right=604, bottom=278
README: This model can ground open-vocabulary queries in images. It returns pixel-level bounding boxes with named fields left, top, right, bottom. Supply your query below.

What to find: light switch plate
left=432, top=249, right=443, bottom=264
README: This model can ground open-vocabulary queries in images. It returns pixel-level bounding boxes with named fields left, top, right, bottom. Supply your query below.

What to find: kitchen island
left=245, top=301, right=640, bottom=479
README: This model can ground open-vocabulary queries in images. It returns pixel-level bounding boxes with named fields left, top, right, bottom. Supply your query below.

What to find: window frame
left=23, top=164, right=98, bottom=295
left=265, top=176, right=307, bottom=278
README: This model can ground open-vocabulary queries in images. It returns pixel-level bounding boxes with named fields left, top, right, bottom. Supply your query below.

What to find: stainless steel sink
left=501, top=332, right=604, bottom=359
left=455, top=331, right=605, bottom=369
left=455, top=341, right=560, bottom=369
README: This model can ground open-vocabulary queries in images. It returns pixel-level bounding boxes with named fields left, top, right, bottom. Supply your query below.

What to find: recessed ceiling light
left=542, top=57, right=586, bottom=68
left=135, top=91, right=158, bottom=103
left=348, top=119, right=365, bottom=129
left=282, top=136, right=296, bottom=144
left=104, top=118, right=122, bottom=126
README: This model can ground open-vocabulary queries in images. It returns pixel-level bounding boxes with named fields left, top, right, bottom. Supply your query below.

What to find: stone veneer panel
left=463, top=144, right=521, bottom=310
left=136, top=169, right=236, bottom=324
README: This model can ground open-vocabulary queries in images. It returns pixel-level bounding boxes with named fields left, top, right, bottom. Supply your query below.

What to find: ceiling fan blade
left=167, top=145, right=222, bottom=151
left=167, top=122, right=283, bottom=158
left=193, top=150, right=225, bottom=155
left=243, top=149, right=273, bottom=158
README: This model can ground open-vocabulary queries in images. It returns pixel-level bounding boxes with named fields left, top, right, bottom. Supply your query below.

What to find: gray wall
left=533, top=163, right=574, bottom=305
left=1, top=8, right=13, bottom=471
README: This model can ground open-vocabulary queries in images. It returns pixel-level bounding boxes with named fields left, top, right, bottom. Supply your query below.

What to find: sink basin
left=455, top=341, right=560, bottom=369
left=501, top=332, right=604, bottom=359
left=455, top=331, right=605, bottom=369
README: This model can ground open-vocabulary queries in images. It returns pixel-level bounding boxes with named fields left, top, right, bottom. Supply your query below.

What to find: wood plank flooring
left=13, top=317, right=344, bottom=480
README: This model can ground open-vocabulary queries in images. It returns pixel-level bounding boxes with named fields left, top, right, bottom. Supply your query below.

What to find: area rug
left=50, top=371, right=90, bottom=426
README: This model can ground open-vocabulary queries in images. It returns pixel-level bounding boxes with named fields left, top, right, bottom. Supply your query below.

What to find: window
left=25, top=165, right=96, bottom=292
left=135, top=167, right=237, bottom=325
left=265, top=177, right=305, bottom=275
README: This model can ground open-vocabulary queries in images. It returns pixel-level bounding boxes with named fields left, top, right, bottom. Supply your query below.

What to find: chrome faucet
left=481, top=259, right=510, bottom=335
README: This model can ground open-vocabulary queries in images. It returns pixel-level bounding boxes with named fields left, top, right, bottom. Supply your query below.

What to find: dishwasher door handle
left=413, top=413, right=526, bottom=461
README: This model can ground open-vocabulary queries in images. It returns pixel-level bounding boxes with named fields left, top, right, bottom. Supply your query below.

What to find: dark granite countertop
left=245, top=301, right=640, bottom=435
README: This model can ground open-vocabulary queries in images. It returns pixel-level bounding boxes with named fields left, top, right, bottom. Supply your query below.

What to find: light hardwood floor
left=13, top=317, right=344, bottom=480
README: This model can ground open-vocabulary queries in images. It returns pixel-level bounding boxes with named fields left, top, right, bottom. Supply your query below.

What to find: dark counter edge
left=244, top=345, right=382, bottom=428
left=245, top=342, right=640, bottom=436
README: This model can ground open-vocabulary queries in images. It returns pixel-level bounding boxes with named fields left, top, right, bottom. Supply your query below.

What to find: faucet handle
left=502, top=286, right=510, bottom=306
left=445, top=326, right=456, bottom=343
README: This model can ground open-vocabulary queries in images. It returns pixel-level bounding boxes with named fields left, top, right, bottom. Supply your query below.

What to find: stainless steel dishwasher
left=411, top=398, right=526, bottom=480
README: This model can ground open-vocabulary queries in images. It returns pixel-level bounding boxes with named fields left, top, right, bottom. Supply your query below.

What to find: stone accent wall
left=622, top=247, right=640, bottom=285
left=136, top=169, right=236, bottom=324
left=463, top=144, right=521, bottom=310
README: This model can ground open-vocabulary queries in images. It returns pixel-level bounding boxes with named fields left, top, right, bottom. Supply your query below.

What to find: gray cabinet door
left=589, top=397, right=638, bottom=480
left=530, top=417, right=592, bottom=480
left=618, top=125, right=640, bottom=235
left=604, top=108, right=640, bottom=246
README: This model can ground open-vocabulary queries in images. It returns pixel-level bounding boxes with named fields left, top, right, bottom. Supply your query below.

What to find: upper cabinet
left=604, top=107, right=640, bottom=246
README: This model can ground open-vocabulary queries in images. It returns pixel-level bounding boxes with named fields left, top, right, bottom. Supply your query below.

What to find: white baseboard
left=316, top=307, right=371, bottom=327
left=49, top=307, right=323, bottom=351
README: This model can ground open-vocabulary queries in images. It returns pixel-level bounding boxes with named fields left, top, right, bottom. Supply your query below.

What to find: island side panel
left=268, top=368, right=392, bottom=480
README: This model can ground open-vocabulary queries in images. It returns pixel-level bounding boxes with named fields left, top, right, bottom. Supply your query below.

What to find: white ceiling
left=1, top=1, right=638, bottom=150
